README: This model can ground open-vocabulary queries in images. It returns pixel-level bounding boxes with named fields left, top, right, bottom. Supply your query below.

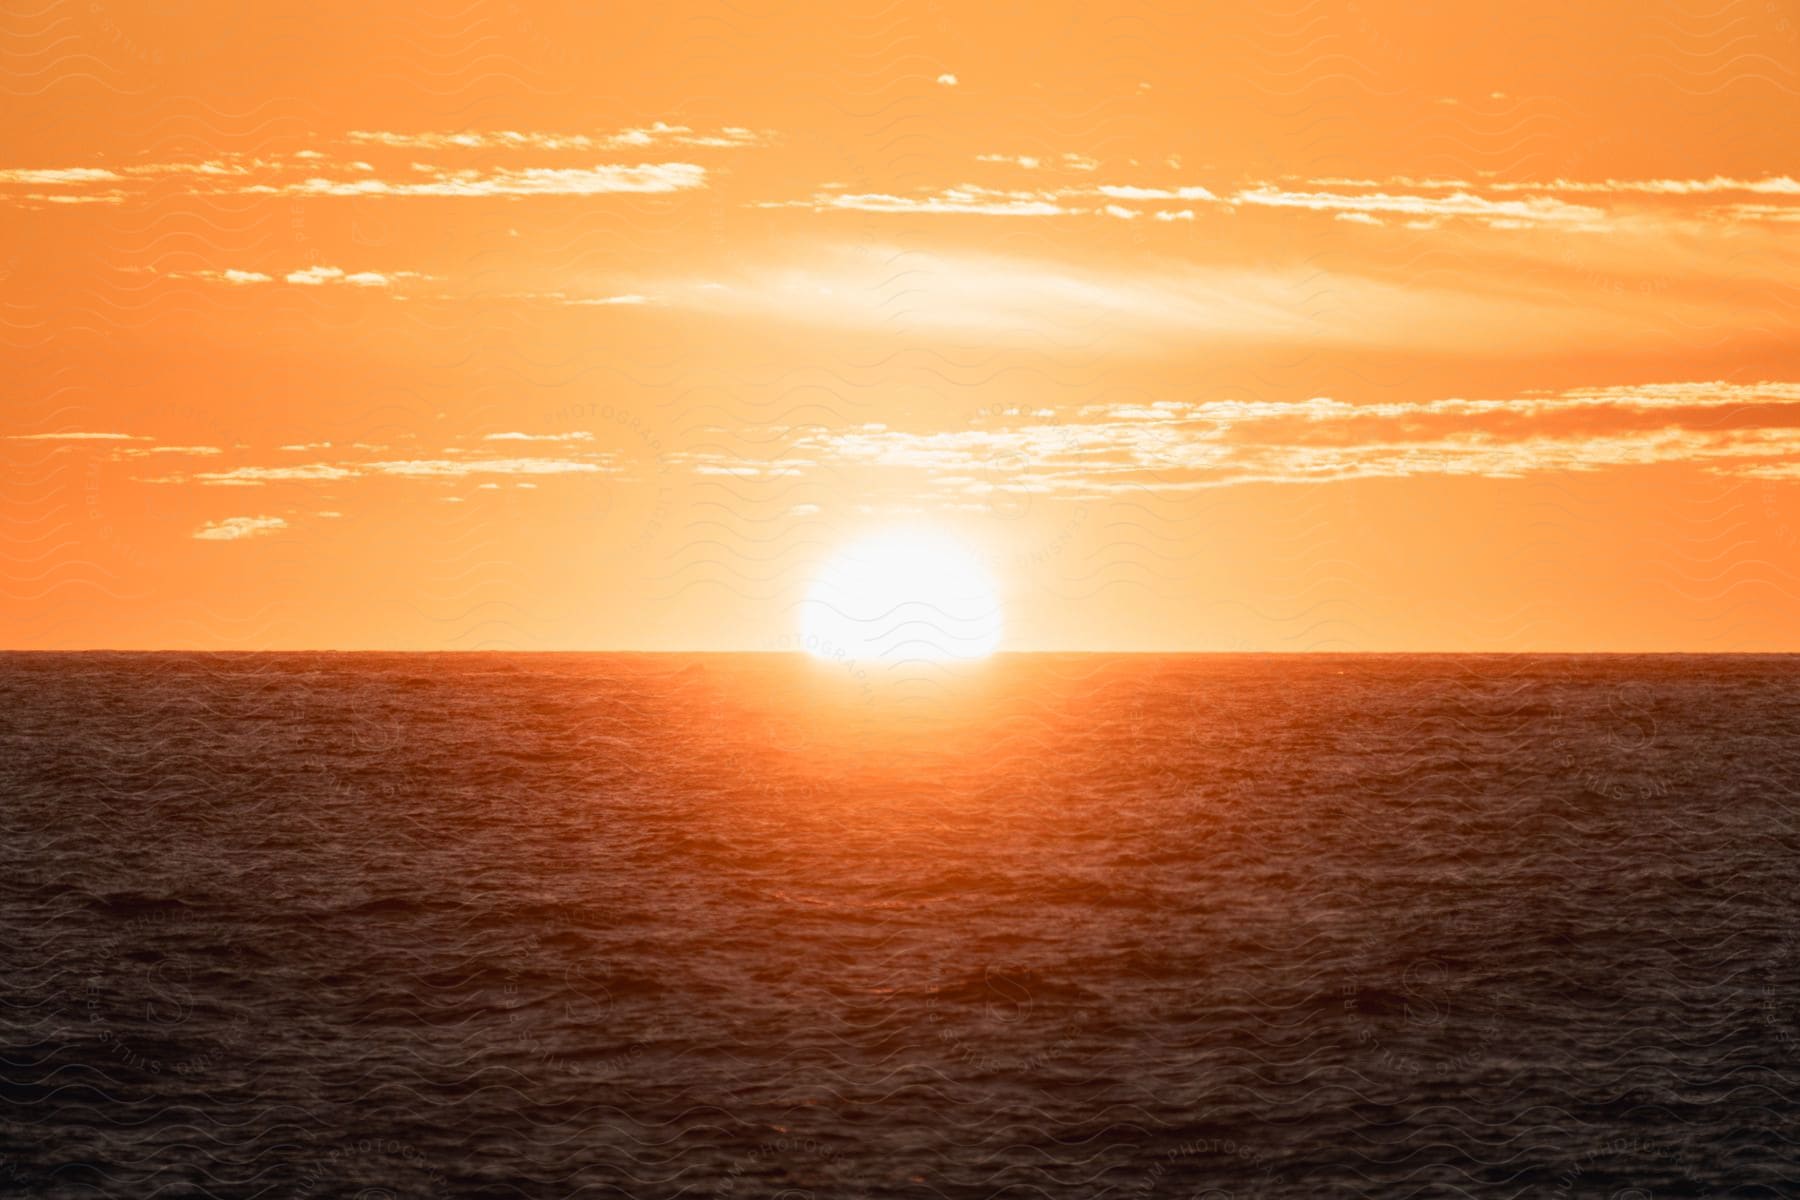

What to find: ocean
left=2, top=652, right=1797, bottom=1197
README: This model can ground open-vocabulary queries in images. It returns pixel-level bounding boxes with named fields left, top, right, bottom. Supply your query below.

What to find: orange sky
left=4, top=0, right=1799, bottom=651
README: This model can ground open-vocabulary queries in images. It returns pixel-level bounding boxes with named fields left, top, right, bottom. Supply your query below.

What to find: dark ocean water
left=3, top=653, right=1799, bottom=1198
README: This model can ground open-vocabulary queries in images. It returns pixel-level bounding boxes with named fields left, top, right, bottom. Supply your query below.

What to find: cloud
left=286, top=266, right=344, bottom=285
left=184, top=465, right=359, bottom=485
left=159, top=380, right=1799, bottom=507
left=1550, top=175, right=1800, bottom=196
left=1255, top=175, right=1800, bottom=228
left=1715, top=203, right=1800, bottom=223
left=193, top=515, right=287, bottom=541
left=974, top=153, right=1097, bottom=171
left=167, top=266, right=431, bottom=289
left=768, top=186, right=1073, bottom=216
left=769, top=162, right=1679, bottom=231
left=2, top=126, right=762, bottom=209
left=562, top=293, right=651, bottom=306
left=766, top=170, right=1800, bottom=231
left=156, top=456, right=616, bottom=486
left=771, top=181, right=1215, bottom=218
left=363, top=457, right=611, bottom=477
left=5, top=191, right=129, bottom=206
left=7, top=434, right=220, bottom=461
left=772, top=177, right=1604, bottom=228
left=7, top=431, right=148, bottom=441
left=1096, top=184, right=1216, bottom=201
left=657, top=245, right=1321, bottom=341
left=1230, top=184, right=1607, bottom=229
left=144, top=441, right=625, bottom=489
left=1333, top=174, right=1800, bottom=197
left=345, top=124, right=771, bottom=151
left=283, top=266, right=427, bottom=287
left=630, top=241, right=1714, bottom=352
left=763, top=380, right=1800, bottom=492
left=0, top=167, right=120, bottom=184
left=0, top=155, right=710, bottom=206
left=936, top=73, right=958, bottom=86
left=286, top=162, right=705, bottom=198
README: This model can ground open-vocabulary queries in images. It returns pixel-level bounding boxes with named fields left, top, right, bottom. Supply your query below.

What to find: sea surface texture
left=2, top=652, right=1798, bottom=1198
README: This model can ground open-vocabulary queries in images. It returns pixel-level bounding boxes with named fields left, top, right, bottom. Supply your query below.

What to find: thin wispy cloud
left=0, top=142, right=721, bottom=206
left=283, top=266, right=431, bottom=287
left=146, top=451, right=621, bottom=488
left=192, top=515, right=286, bottom=541
left=286, top=162, right=706, bottom=198
left=775, top=180, right=1609, bottom=228
left=770, top=168, right=1800, bottom=231
left=0, top=167, right=120, bottom=184
left=1228, top=185, right=1607, bottom=229
left=705, top=381, right=1800, bottom=495
left=362, top=458, right=613, bottom=478
left=616, top=241, right=1781, bottom=354
left=1312, top=174, right=1800, bottom=196
left=163, top=266, right=435, bottom=289
left=345, top=124, right=771, bottom=150
left=768, top=186, right=1074, bottom=216
left=7, top=431, right=149, bottom=441
left=561, top=293, right=652, bottom=306
left=179, top=465, right=360, bottom=486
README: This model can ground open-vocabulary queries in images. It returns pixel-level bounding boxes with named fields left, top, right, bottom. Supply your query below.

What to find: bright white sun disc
left=799, top=530, right=1002, bottom=662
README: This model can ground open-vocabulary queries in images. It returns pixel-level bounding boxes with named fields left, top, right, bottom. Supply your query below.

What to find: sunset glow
left=1, top=1, right=1797, bottom=655
left=7, top=7, right=1800, bottom=1199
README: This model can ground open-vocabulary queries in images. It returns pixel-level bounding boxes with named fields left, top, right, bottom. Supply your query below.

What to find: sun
left=799, top=529, right=1003, bottom=663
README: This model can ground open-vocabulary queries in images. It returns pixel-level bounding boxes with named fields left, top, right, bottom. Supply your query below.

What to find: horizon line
left=4, top=648, right=1799, bottom=656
